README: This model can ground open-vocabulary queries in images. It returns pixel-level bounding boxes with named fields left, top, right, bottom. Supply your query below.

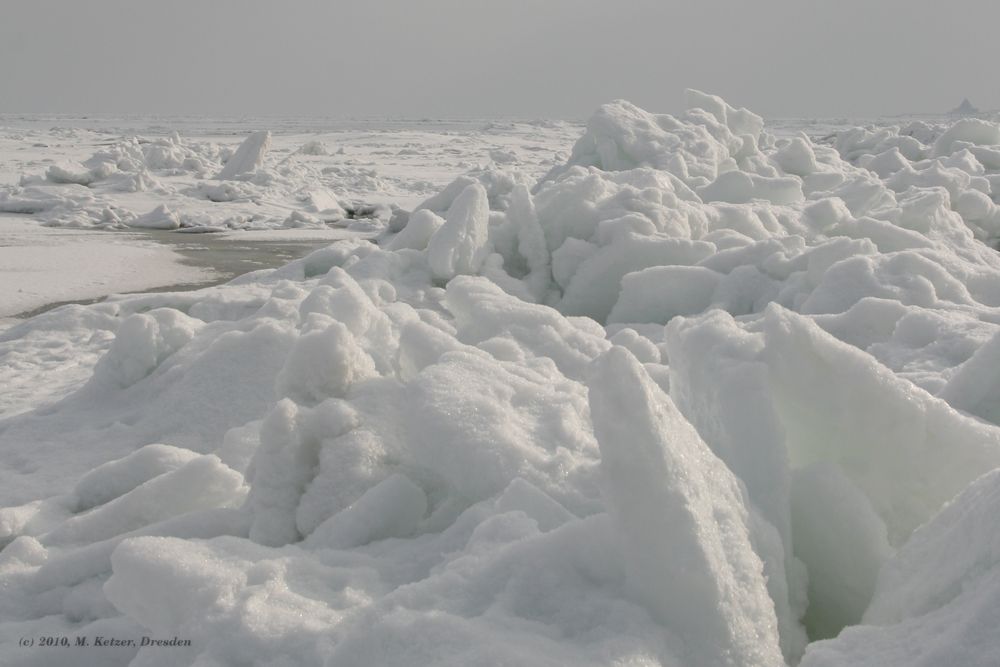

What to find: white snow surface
left=3, top=92, right=1000, bottom=665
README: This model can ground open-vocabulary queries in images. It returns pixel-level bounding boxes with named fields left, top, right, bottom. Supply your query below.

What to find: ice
left=304, top=473, right=427, bottom=549
left=72, top=444, right=201, bottom=512
left=608, top=265, right=722, bottom=323
left=762, top=306, right=1000, bottom=542
left=557, top=235, right=715, bottom=320
left=0, top=217, right=215, bottom=320
left=90, top=309, right=202, bottom=389
left=426, top=182, right=492, bottom=281
left=384, top=208, right=444, bottom=251
left=698, top=171, right=804, bottom=205
left=773, top=135, right=820, bottom=177
left=246, top=398, right=361, bottom=546
left=44, top=455, right=246, bottom=547
left=46, top=162, right=105, bottom=186
left=589, top=346, right=784, bottom=666
left=297, top=140, right=330, bottom=156
left=790, top=464, right=891, bottom=639
left=0, top=117, right=568, bottom=246
left=939, top=330, right=1000, bottom=424
left=104, top=536, right=251, bottom=636
left=7, top=92, right=1000, bottom=665
left=127, top=204, right=180, bottom=230
left=492, top=477, right=574, bottom=532
left=275, top=320, right=377, bottom=404
left=800, top=469, right=1000, bottom=667
left=216, top=131, right=271, bottom=180
left=507, top=183, right=552, bottom=301
left=932, top=118, right=1000, bottom=157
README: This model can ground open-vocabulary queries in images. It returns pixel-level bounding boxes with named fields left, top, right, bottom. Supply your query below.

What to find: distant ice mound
left=950, top=98, right=980, bottom=115
left=5, top=90, right=1000, bottom=666
left=296, top=139, right=330, bottom=156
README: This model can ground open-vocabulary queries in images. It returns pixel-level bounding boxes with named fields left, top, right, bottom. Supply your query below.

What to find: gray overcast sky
left=2, top=0, right=999, bottom=119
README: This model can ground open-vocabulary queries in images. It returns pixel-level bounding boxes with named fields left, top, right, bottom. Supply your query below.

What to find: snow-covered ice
left=4, top=92, right=1000, bottom=665
left=0, top=114, right=580, bottom=320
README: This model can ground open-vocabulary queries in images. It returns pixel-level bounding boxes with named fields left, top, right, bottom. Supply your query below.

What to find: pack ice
left=0, top=128, right=351, bottom=231
left=4, top=90, right=1000, bottom=666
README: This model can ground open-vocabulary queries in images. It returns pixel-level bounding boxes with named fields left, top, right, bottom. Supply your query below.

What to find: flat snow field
left=4, top=98, right=1000, bottom=667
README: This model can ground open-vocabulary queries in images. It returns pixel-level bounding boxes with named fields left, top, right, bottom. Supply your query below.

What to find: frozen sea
left=4, top=95, right=1000, bottom=667
left=1, top=110, right=975, bottom=321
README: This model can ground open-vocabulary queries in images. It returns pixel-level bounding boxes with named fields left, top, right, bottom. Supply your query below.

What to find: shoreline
left=0, top=217, right=363, bottom=324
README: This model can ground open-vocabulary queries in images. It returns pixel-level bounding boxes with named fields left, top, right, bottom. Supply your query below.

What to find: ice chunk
left=90, top=309, right=201, bottom=388
left=444, top=276, right=610, bottom=379
left=45, top=455, right=246, bottom=546
left=790, top=464, right=891, bottom=639
left=297, top=140, right=329, bottom=156
left=865, top=468, right=1000, bottom=625
left=558, top=235, right=715, bottom=321
left=46, top=161, right=108, bottom=186
left=493, top=477, right=574, bottom=532
left=216, top=130, right=271, bottom=179
left=127, top=203, right=181, bottom=230
left=762, top=305, right=1000, bottom=543
left=551, top=237, right=598, bottom=290
left=939, top=329, right=1000, bottom=425
left=105, top=536, right=249, bottom=634
left=608, top=265, right=722, bottom=324
left=72, top=444, right=201, bottom=512
left=415, top=174, right=479, bottom=213
left=396, top=319, right=470, bottom=381
left=800, top=469, right=1000, bottom=667
left=246, top=398, right=360, bottom=546
left=588, top=346, right=783, bottom=667
left=304, top=473, right=426, bottom=549
left=544, top=95, right=747, bottom=187
left=384, top=208, right=444, bottom=251
left=773, top=135, right=819, bottom=176
left=426, top=183, right=492, bottom=281
left=685, top=88, right=765, bottom=140
left=508, top=184, right=552, bottom=301
left=301, top=188, right=345, bottom=219
left=932, top=118, right=1000, bottom=157
left=275, top=320, right=376, bottom=404
left=663, top=310, right=806, bottom=658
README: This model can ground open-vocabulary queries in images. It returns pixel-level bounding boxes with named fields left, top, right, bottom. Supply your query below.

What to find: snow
left=5, top=93, right=1000, bottom=665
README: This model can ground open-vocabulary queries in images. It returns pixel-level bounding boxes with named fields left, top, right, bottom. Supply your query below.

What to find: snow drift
left=4, top=91, right=1000, bottom=666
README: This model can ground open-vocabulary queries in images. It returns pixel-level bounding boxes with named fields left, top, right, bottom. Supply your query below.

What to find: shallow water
left=140, top=228, right=362, bottom=281
left=14, top=228, right=365, bottom=319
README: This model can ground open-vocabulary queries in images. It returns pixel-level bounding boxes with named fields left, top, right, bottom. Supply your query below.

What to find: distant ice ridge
left=3, top=90, right=1000, bottom=666
left=0, top=120, right=570, bottom=233
left=0, top=130, right=355, bottom=230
